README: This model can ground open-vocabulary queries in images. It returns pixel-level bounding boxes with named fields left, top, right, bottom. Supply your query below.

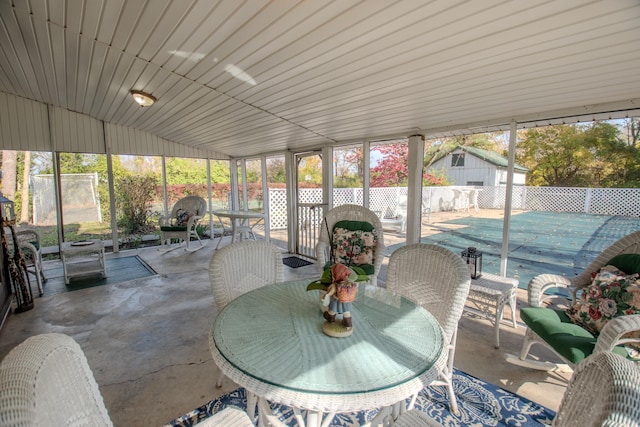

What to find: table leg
left=306, top=411, right=321, bottom=427
left=99, top=248, right=106, bottom=278
left=495, top=302, right=504, bottom=348
left=62, top=252, right=69, bottom=284
left=231, top=220, right=238, bottom=243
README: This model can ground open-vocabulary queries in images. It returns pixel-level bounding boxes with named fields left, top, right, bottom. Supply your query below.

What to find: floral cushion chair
left=508, top=231, right=640, bottom=371
left=315, top=204, right=385, bottom=287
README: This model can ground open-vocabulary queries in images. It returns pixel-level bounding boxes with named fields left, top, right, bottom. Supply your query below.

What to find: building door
left=294, top=152, right=325, bottom=258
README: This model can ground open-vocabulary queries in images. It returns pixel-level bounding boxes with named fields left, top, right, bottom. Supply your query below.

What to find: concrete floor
left=0, top=236, right=572, bottom=427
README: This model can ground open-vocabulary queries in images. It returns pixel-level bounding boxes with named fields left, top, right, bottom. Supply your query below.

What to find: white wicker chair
left=195, top=406, right=255, bottom=427
left=159, top=195, right=207, bottom=252
left=209, top=240, right=283, bottom=389
left=315, top=204, right=385, bottom=286
left=508, top=230, right=640, bottom=371
left=0, top=333, right=113, bottom=426
left=386, top=244, right=471, bottom=416
left=553, top=351, right=640, bottom=427
left=394, top=350, right=640, bottom=427
left=6, top=229, right=47, bottom=296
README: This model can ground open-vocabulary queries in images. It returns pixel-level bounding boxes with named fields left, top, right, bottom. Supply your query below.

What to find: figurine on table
left=308, top=263, right=368, bottom=337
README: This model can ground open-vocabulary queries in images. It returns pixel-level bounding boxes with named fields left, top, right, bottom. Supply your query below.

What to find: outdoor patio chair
left=0, top=332, right=254, bottom=427
left=394, top=350, right=640, bottom=427
left=381, top=195, right=408, bottom=233
left=316, top=204, right=385, bottom=286
left=508, top=230, right=640, bottom=371
left=386, top=243, right=471, bottom=416
left=208, top=240, right=283, bottom=387
left=5, top=228, right=47, bottom=296
left=159, top=195, right=207, bottom=252
left=0, top=333, right=113, bottom=426
left=15, top=230, right=47, bottom=296
left=199, top=407, right=255, bottom=426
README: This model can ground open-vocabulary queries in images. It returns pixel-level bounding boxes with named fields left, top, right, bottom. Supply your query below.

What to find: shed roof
left=432, top=146, right=529, bottom=173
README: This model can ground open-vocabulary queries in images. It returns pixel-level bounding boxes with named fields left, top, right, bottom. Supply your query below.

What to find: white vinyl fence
left=266, top=186, right=640, bottom=230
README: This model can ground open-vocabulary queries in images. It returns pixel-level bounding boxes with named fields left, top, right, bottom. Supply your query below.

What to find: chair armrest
left=16, top=230, right=40, bottom=244
left=528, top=273, right=575, bottom=307
left=373, top=241, right=386, bottom=274
left=316, top=241, right=330, bottom=270
left=159, top=215, right=171, bottom=227
left=17, top=241, right=38, bottom=261
left=595, top=314, right=640, bottom=354
left=186, top=214, right=204, bottom=229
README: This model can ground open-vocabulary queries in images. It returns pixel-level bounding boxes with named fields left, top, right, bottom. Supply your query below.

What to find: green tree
left=516, top=123, right=640, bottom=187
left=165, top=158, right=208, bottom=184
left=266, top=158, right=286, bottom=183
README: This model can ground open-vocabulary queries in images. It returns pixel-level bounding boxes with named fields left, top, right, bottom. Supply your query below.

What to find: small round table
left=210, top=280, right=446, bottom=427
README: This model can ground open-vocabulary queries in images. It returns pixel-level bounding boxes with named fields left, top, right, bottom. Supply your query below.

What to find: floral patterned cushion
left=332, top=222, right=378, bottom=269
left=566, top=265, right=640, bottom=336
left=173, top=209, right=194, bottom=227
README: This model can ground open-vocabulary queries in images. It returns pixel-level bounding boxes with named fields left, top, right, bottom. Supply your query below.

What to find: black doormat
left=282, top=256, right=314, bottom=269
left=41, top=255, right=157, bottom=296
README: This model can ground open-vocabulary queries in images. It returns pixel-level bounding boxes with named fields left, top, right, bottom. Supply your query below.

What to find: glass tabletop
left=212, top=280, right=443, bottom=394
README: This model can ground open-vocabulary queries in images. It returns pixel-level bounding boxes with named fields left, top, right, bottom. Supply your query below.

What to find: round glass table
left=210, top=280, right=445, bottom=427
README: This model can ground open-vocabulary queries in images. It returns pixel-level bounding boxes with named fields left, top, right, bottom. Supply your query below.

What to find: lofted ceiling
left=1, top=0, right=639, bottom=159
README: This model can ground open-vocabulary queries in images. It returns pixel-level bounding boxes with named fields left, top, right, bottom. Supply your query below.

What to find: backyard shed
left=430, top=146, right=529, bottom=187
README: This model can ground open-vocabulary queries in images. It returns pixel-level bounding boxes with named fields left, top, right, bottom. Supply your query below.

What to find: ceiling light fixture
left=130, top=90, right=156, bottom=107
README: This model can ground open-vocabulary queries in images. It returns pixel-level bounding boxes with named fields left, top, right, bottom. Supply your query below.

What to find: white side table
left=464, top=272, right=518, bottom=348
left=60, top=240, right=107, bottom=285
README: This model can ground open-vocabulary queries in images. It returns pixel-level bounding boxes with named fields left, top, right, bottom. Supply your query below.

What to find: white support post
left=363, top=140, right=370, bottom=208
left=500, top=123, right=517, bottom=276
left=322, top=146, right=333, bottom=210
left=261, top=156, right=270, bottom=240
left=407, top=134, right=425, bottom=245
left=285, top=151, right=296, bottom=254
left=206, top=159, right=213, bottom=239
left=230, top=159, right=240, bottom=211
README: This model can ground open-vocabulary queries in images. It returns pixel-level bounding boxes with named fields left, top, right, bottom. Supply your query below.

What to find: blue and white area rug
left=165, top=369, right=555, bottom=426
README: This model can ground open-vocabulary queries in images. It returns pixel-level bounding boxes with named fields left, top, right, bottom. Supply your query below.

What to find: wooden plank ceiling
left=1, top=0, right=639, bottom=158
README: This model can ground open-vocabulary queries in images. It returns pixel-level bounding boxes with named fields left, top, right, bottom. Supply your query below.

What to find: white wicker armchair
left=315, top=204, right=385, bottom=286
left=159, top=195, right=207, bottom=252
left=553, top=351, right=640, bottom=427
left=394, top=350, right=640, bottom=427
left=386, top=244, right=471, bottom=416
left=209, top=240, right=283, bottom=389
left=0, top=333, right=113, bottom=426
left=508, top=230, right=640, bottom=371
left=195, top=407, right=255, bottom=427
left=11, top=229, right=47, bottom=296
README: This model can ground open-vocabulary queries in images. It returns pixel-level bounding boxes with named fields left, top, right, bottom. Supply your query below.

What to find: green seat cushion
left=160, top=226, right=188, bottom=232
left=521, top=307, right=628, bottom=364
left=607, top=254, right=640, bottom=275
left=334, top=220, right=375, bottom=232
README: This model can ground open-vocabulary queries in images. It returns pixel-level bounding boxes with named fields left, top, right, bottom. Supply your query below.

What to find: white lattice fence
left=266, top=185, right=640, bottom=230
left=268, top=188, right=288, bottom=229
left=585, top=188, right=640, bottom=216
left=370, top=188, right=407, bottom=218
left=333, top=188, right=363, bottom=206
left=521, top=187, right=588, bottom=213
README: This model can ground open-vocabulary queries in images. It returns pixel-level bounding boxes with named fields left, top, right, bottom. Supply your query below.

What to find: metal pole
left=500, top=122, right=517, bottom=276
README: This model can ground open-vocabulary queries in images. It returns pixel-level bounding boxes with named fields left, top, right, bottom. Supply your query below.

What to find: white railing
left=266, top=186, right=640, bottom=230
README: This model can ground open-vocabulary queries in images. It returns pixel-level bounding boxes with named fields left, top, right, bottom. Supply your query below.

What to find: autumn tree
left=516, top=123, right=640, bottom=187
left=370, top=143, right=408, bottom=187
